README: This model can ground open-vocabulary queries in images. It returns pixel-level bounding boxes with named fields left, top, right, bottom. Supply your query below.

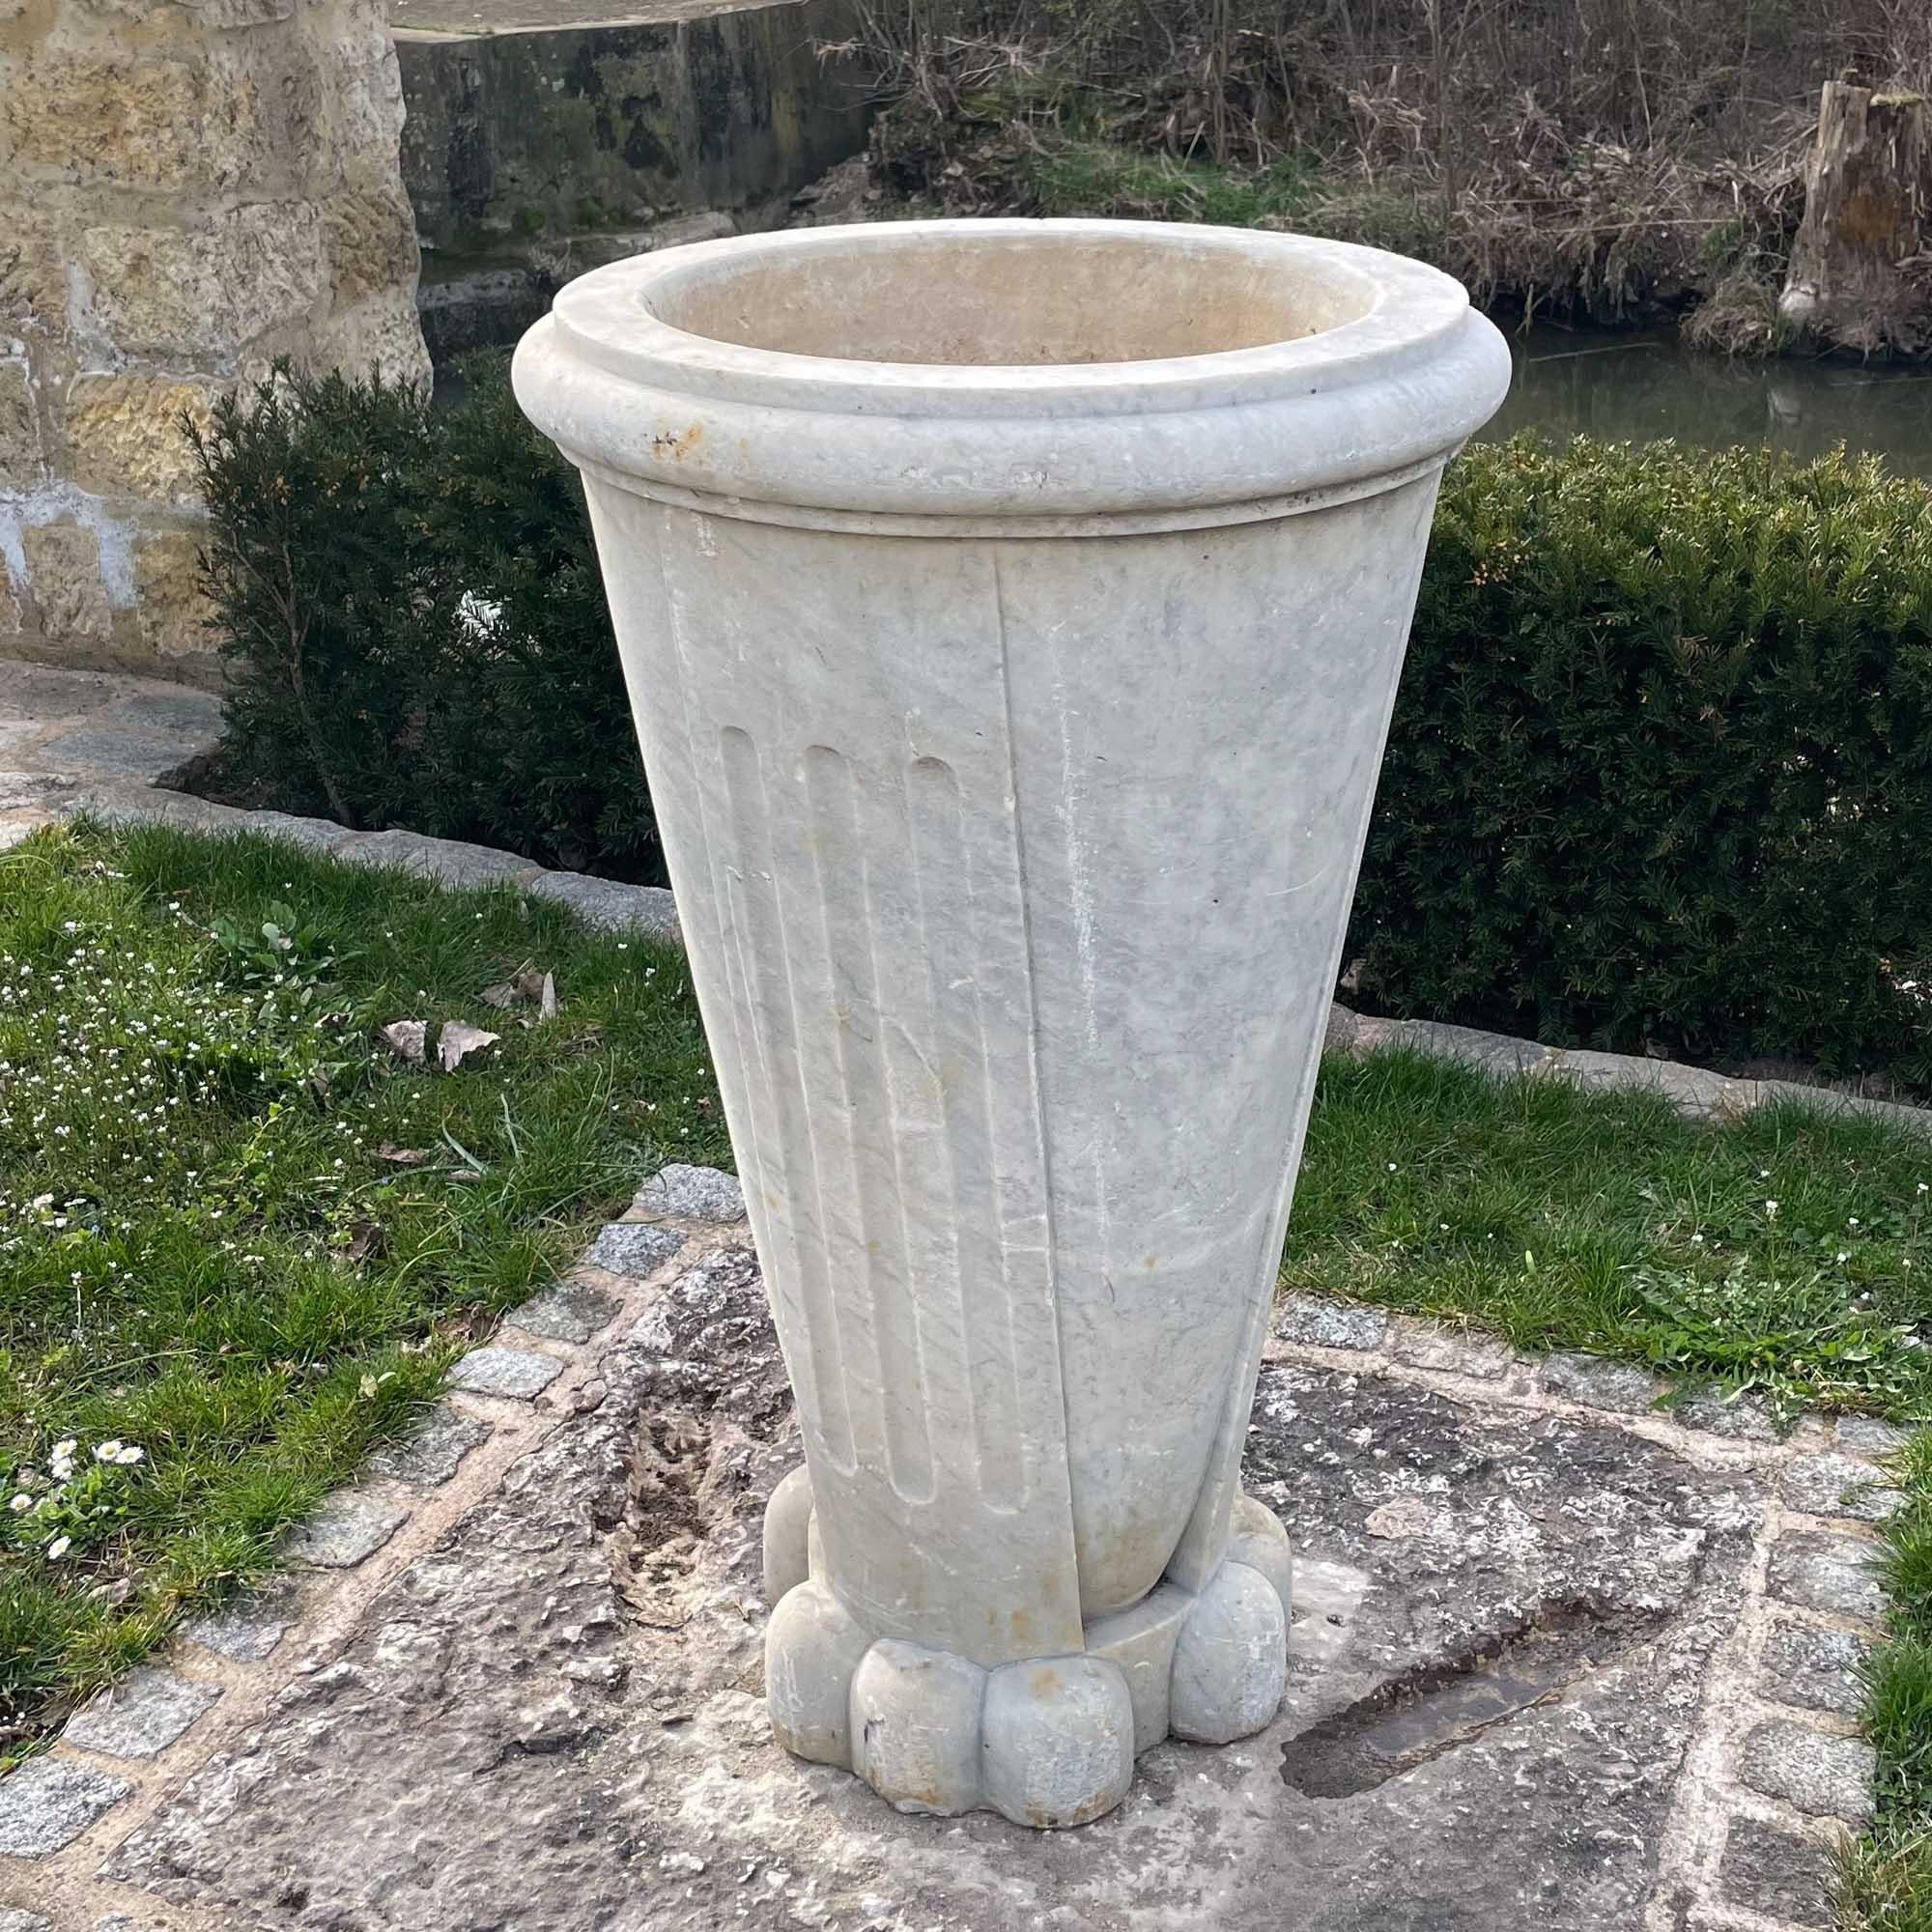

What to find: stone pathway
left=0, top=655, right=679, bottom=939
left=0, top=660, right=219, bottom=811
left=0, top=1166, right=1893, bottom=1932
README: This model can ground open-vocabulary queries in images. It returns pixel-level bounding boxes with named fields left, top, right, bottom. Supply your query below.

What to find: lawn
left=3, top=821, right=1927, bottom=1924
left=1287, top=1048, right=1932, bottom=1421
left=0, top=817, right=723, bottom=1758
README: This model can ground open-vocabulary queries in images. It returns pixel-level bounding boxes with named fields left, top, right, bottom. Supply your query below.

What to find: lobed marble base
left=760, top=1467, right=1293, bottom=1826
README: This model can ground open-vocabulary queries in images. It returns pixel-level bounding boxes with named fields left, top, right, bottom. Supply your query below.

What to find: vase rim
left=544, top=218, right=1476, bottom=417
left=513, top=218, right=1512, bottom=530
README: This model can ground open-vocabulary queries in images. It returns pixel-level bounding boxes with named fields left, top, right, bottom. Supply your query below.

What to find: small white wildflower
left=44, top=1535, right=71, bottom=1560
left=1849, top=1217, right=1861, bottom=1228
left=114, top=1445, right=144, bottom=1465
left=8, top=1492, right=31, bottom=1514
left=1387, top=1162, right=1398, bottom=1173
left=1764, top=1200, right=1778, bottom=1217
left=94, top=1438, right=124, bottom=1462
left=1690, top=1233, right=1705, bottom=1244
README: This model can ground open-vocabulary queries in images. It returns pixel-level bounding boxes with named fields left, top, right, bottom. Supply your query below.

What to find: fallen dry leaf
left=438, top=1020, right=500, bottom=1072
left=379, top=1019, right=426, bottom=1064
left=479, top=982, right=519, bottom=1009
left=376, top=1143, right=429, bottom=1166
left=1364, top=1498, right=1435, bottom=1541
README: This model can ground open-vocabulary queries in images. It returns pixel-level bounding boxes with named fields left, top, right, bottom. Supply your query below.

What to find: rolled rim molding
left=512, top=218, right=1512, bottom=536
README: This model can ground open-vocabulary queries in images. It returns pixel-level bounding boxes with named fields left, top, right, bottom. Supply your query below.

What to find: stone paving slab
left=34, top=1230, right=1875, bottom=1932
left=0, top=662, right=218, bottom=786
left=61, top=1670, right=218, bottom=1761
left=0, top=1761, right=129, bottom=1860
left=181, top=1580, right=308, bottom=1665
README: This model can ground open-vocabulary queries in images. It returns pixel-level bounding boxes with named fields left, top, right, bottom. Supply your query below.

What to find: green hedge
left=1348, top=437, right=1932, bottom=1086
left=191, top=359, right=662, bottom=883
left=197, top=374, right=1932, bottom=1083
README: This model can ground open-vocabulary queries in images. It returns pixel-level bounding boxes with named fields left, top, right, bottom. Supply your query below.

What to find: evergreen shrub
left=1350, top=436, right=1932, bottom=1084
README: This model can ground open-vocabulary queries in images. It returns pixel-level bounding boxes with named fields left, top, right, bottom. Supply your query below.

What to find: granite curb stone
left=1766, top=1531, right=1888, bottom=1621
left=1274, top=1295, right=1388, bottom=1351
left=511, top=1276, right=623, bottom=1345
left=583, top=1222, right=688, bottom=1280
left=1760, top=1621, right=1873, bottom=1717
left=1718, top=1819, right=1838, bottom=1929
left=630, top=1162, right=746, bottom=1223
left=1540, top=1351, right=1661, bottom=1415
left=285, top=1492, right=409, bottom=1569
left=446, top=1346, right=563, bottom=1400
left=182, top=1579, right=306, bottom=1663
left=1737, top=1720, right=1877, bottom=1822
left=1782, top=1451, right=1903, bottom=1522
left=62, top=1666, right=219, bottom=1759
left=0, top=1757, right=130, bottom=1857
left=366, top=1403, right=491, bottom=1486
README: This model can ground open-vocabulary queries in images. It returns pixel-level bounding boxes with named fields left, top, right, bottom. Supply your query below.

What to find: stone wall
left=0, top=0, right=432, bottom=686
left=396, top=0, right=869, bottom=358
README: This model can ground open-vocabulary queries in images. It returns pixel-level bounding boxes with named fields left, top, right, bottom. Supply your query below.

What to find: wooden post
left=1779, top=81, right=1932, bottom=355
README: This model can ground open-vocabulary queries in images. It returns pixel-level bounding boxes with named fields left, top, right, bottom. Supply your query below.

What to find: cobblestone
left=62, top=1665, right=218, bottom=1758
left=1274, top=1295, right=1388, bottom=1351
left=446, top=1346, right=563, bottom=1400
left=0, top=1757, right=130, bottom=1857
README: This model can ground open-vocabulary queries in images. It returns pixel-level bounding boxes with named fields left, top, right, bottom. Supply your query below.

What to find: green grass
left=1840, top=1429, right=1932, bottom=1928
left=1286, top=1048, right=1932, bottom=1421
left=0, top=818, right=722, bottom=1753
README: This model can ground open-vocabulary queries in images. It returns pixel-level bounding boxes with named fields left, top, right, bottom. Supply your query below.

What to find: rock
left=285, top=1492, right=409, bottom=1568
left=1767, top=1530, right=1888, bottom=1622
left=337, top=829, right=538, bottom=888
left=445, top=1346, right=562, bottom=1400
left=183, top=1578, right=305, bottom=1663
left=511, top=1275, right=621, bottom=1345
left=239, top=810, right=359, bottom=854
left=0, top=1757, right=130, bottom=1857
left=1274, top=1294, right=1388, bottom=1351
left=62, top=1665, right=219, bottom=1758
left=1783, top=1451, right=1903, bottom=1522
left=36, top=723, right=203, bottom=783
left=1540, top=1351, right=1660, bottom=1415
left=630, top=1163, right=746, bottom=1224
left=0, top=1910, right=54, bottom=1932
left=582, top=1222, right=688, bottom=1280
left=1719, top=1818, right=1838, bottom=1928
left=366, top=1404, right=489, bottom=1487
left=1760, top=1621, right=1873, bottom=1718
left=526, top=870, right=681, bottom=941
left=129, top=528, right=210, bottom=657
left=63, top=375, right=215, bottom=504
left=0, top=359, right=41, bottom=489
left=19, top=526, right=112, bottom=641
left=1836, top=1414, right=1911, bottom=1454
left=1390, top=1321, right=1511, bottom=1378
left=1737, top=1720, right=1875, bottom=1822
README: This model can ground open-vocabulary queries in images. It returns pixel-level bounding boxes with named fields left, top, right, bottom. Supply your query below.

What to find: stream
left=1482, top=323, right=1932, bottom=476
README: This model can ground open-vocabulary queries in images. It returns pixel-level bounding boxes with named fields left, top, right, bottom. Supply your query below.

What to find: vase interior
left=637, top=227, right=1380, bottom=367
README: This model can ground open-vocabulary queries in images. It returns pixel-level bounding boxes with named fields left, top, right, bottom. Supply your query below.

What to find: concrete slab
left=96, top=1247, right=1807, bottom=1932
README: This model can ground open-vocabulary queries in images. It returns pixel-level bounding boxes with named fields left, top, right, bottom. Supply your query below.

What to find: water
left=1482, top=324, right=1932, bottom=478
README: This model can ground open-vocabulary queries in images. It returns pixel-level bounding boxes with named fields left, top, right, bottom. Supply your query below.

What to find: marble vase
left=513, top=218, right=1509, bottom=1827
